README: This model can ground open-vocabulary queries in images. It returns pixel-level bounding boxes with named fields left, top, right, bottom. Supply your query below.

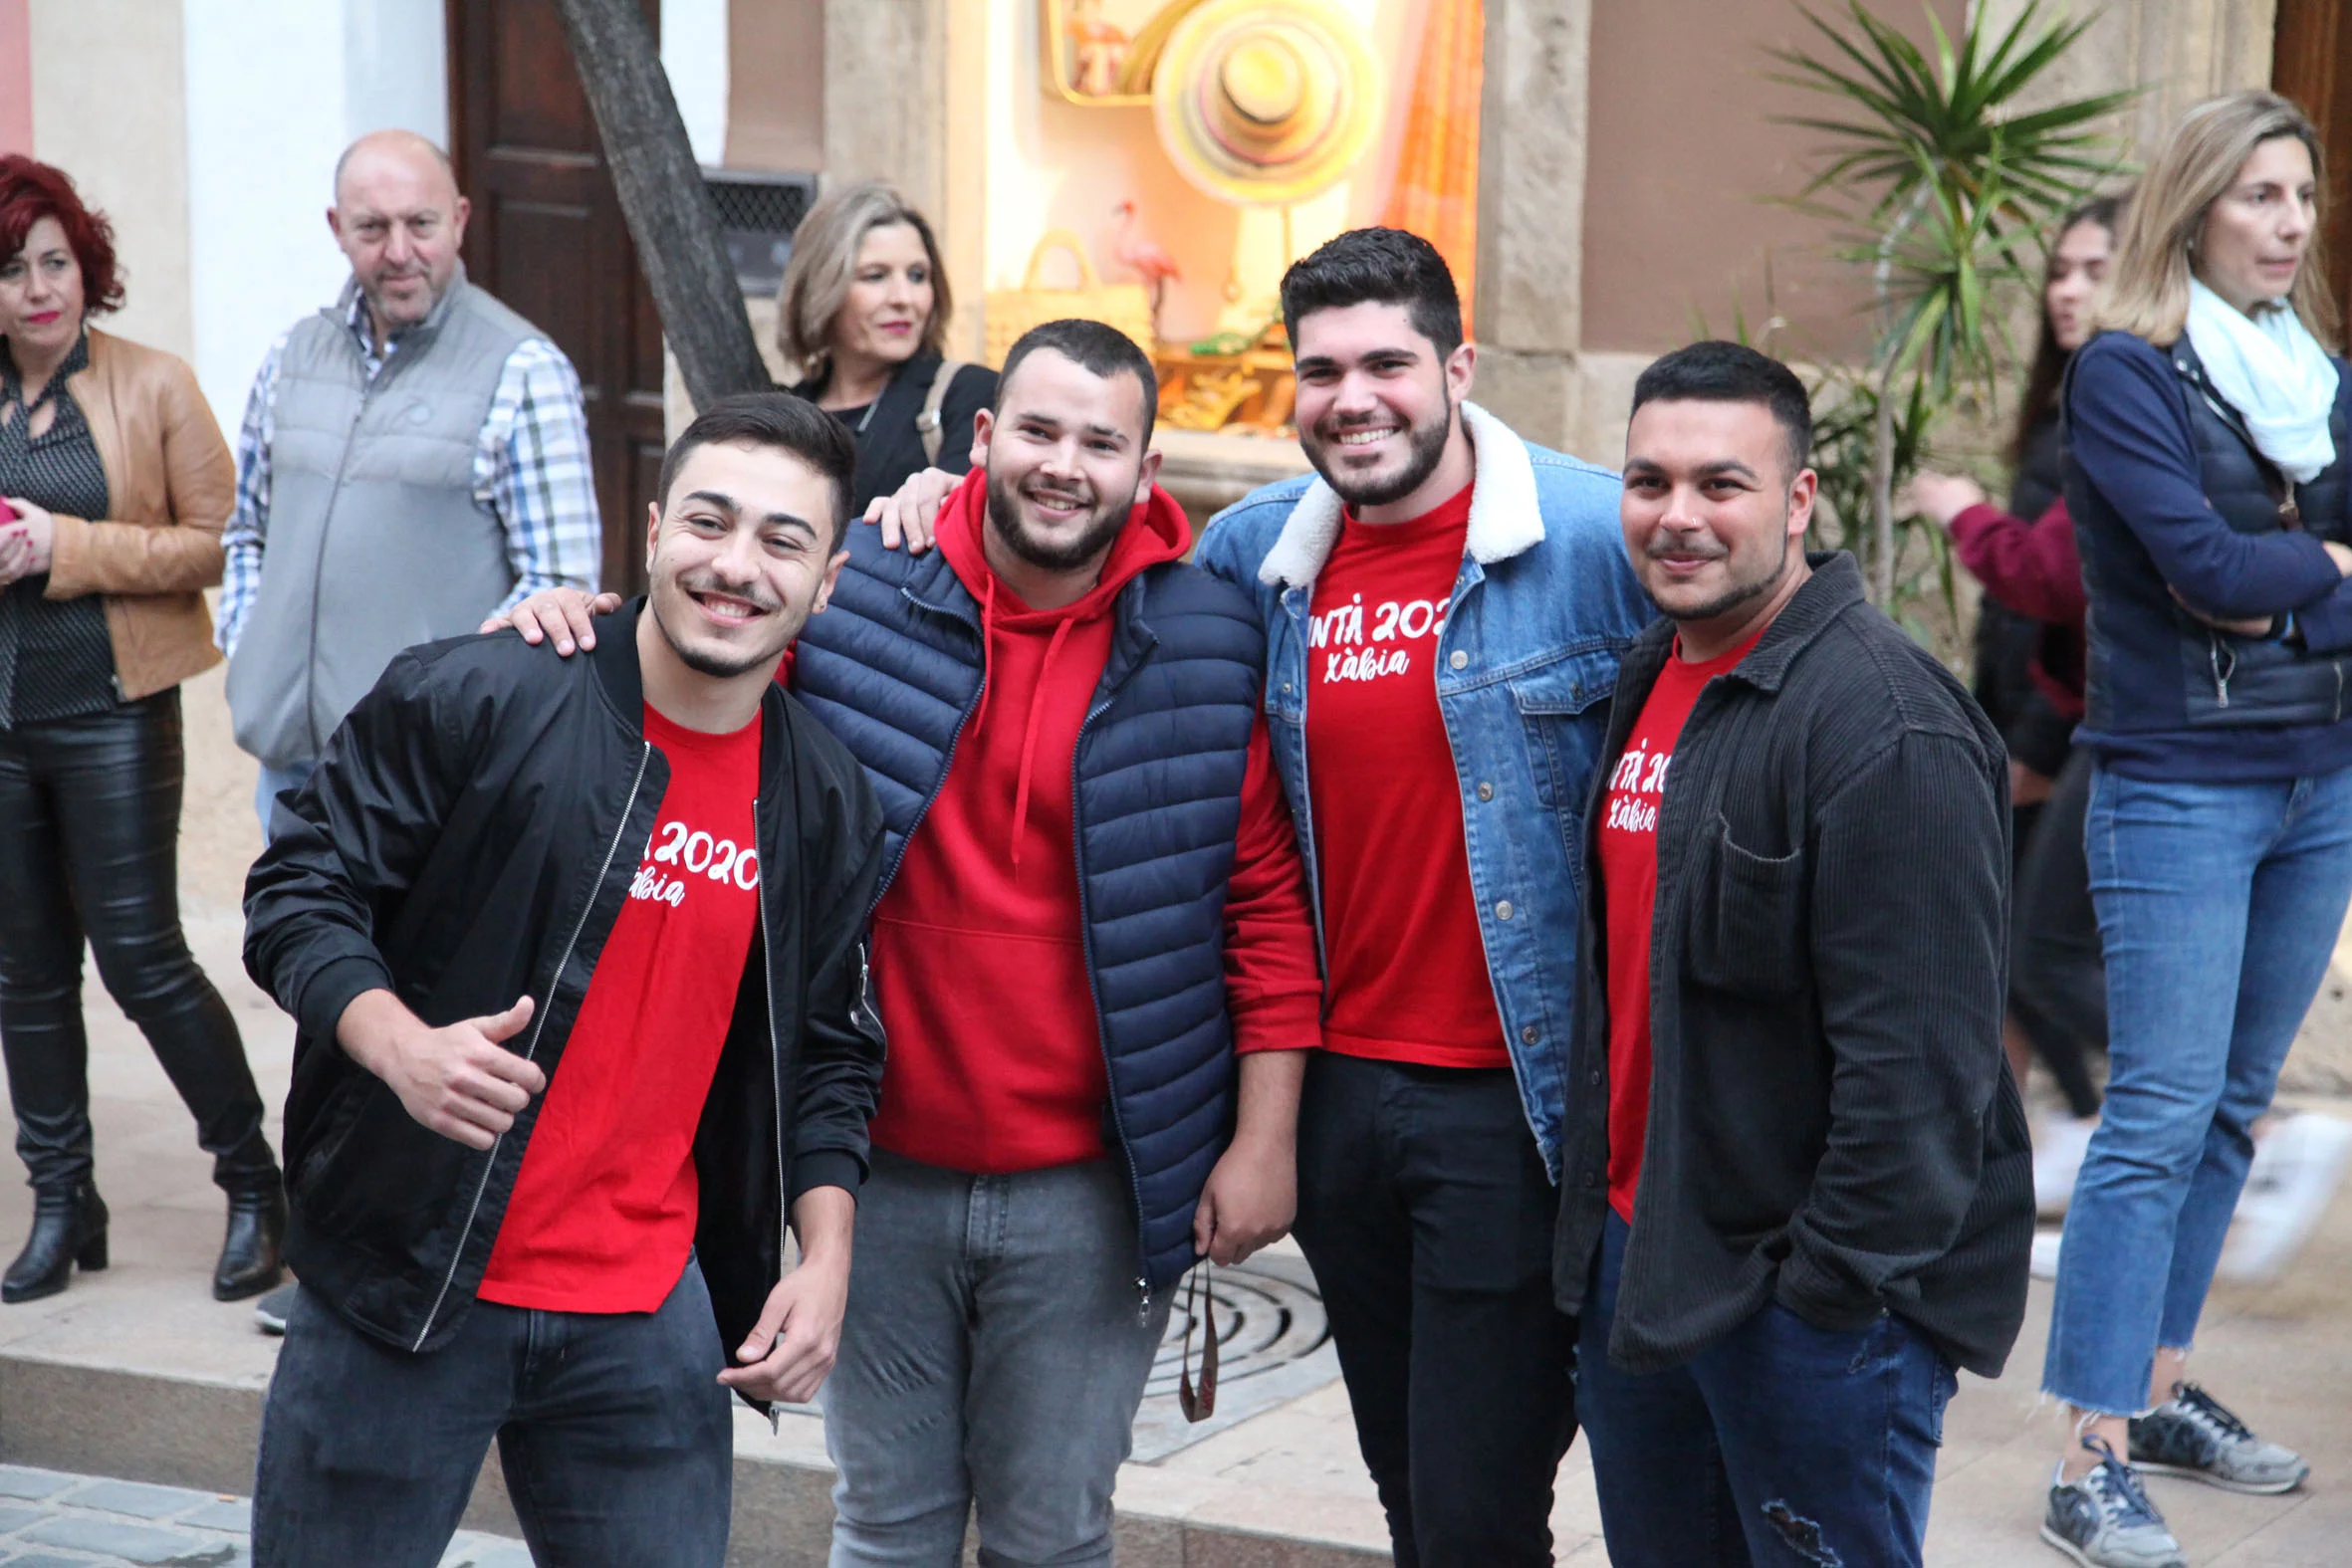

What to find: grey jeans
left=822, top=1149, right=1173, bottom=1567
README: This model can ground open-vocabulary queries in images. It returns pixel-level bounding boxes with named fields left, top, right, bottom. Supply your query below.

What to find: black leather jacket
left=244, top=601, right=887, bottom=1377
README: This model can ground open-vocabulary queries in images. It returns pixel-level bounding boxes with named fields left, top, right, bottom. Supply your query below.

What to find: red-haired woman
left=0, top=156, right=282, bottom=1304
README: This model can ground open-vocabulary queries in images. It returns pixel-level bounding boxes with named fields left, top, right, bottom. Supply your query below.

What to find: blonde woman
left=778, top=181, right=996, bottom=514
left=2040, top=93, right=2351, bottom=1568
left=0, top=156, right=283, bottom=1305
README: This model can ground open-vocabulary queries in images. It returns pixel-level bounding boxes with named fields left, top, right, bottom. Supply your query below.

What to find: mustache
left=1020, top=479, right=1091, bottom=509
left=675, top=572, right=779, bottom=613
left=1645, top=534, right=1728, bottom=562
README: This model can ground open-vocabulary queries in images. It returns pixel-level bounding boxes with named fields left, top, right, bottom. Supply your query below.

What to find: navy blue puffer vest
left=2074, top=335, right=2352, bottom=735
left=794, top=528, right=1269, bottom=1290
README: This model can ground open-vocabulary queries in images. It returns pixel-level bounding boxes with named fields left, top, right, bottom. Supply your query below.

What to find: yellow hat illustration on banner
left=1151, top=0, right=1385, bottom=207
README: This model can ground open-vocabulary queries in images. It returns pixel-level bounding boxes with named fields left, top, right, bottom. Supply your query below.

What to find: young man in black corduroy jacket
left=1552, top=341, right=2034, bottom=1568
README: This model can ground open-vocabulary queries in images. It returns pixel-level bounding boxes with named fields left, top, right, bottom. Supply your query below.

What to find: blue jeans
left=252, top=1265, right=733, bottom=1567
left=255, top=757, right=317, bottom=844
left=1577, top=1212, right=1956, bottom=1568
left=2043, top=764, right=2352, bottom=1416
left=820, top=1150, right=1171, bottom=1568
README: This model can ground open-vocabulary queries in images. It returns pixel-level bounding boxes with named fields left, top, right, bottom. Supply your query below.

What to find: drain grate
left=1129, top=1250, right=1340, bottom=1460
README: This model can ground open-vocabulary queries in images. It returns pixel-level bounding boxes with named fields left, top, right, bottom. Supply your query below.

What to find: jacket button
left=1282, top=682, right=1293, bottom=694
left=1521, top=1024, right=1538, bottom=1044
left=1449, top=649, right=1469, bottom=670
left=1582, top=1171, right=1599, bottom=1189
left=1587, top=1068, right=1602, bottom=1086
left=1477, top=782, right=1495, bottom=801
left=1495, top=900, right=1514, bottom=920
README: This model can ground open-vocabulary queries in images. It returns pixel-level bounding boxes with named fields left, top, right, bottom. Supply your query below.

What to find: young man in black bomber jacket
left=1553, top=341, right=2034, bottom=1567
left=242, top=394, right=886, bottom=1568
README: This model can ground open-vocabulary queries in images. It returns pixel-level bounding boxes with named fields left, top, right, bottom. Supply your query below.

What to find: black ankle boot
left=214, top=1188, right=286, bottom=1302
left=3, top=1184, right=109, bottom=1304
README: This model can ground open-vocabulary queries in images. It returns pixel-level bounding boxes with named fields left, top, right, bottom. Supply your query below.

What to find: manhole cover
left=1129, top=1250, right=1339, bottom=1460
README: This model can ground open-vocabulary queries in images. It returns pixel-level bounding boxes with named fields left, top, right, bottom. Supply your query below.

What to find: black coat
left=244, top=602, right=887, bottom=1386
left=788, top=351, right=999, bottom=516
left=1552, top=555, right=2033, bottom=1379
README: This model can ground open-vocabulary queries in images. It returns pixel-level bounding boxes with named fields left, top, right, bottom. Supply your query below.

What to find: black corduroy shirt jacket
left=1552, top=553, right=2034, bottom=1379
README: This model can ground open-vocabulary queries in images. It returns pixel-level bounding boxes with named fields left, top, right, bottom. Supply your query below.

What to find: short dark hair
left=657, top=391, right=860, bottom=544
left=997, top=318, right=1161, bottom=448
left=1279, top=227, right=1462, bottom=359
left=1629, top=340, right=1813, bottom=478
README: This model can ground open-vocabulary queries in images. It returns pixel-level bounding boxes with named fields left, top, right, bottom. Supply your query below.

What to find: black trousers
left=2010, top=748, right=2107, bottom=1120
left=1294, top=1052, right=1577, bottom=1568
left=0, top=691, right=276, bottom=1196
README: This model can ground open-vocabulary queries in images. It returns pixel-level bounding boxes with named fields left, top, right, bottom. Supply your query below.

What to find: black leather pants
left=0, top=691, right=279, bottom=1197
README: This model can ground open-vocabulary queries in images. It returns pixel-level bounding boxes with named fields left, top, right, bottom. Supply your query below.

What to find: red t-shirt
left=1304, top=481, right=1509, bottom=1070
left=1597, top=629, right=1764, bottom=1223
left=477, top=704, right=763, bottom=1313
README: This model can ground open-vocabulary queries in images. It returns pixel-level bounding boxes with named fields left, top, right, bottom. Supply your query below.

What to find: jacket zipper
left=302, top=374, right=379, bottom=756
left=410, top=740, right=651, bottom=1351
left=871, top=595, right=987, bottom=902
left=757, top=790, right=788, bottom=1434
left=1068, top=691, right=1154, bottom=1322
left=2210, top=633, right=2234, bottom=709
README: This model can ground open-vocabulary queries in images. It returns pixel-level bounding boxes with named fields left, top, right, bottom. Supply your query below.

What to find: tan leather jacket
left=33, top=327, right=231, bottom=701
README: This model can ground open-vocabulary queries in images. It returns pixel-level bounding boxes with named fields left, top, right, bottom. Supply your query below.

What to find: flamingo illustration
left=1111, top=200, right=1181, bottom=339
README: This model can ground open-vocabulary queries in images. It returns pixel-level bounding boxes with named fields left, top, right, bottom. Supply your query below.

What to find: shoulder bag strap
left=917, top=359, right=970, bottom=468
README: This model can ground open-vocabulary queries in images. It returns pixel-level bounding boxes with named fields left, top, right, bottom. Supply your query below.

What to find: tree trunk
left=552, top=0, right=773, bottom=408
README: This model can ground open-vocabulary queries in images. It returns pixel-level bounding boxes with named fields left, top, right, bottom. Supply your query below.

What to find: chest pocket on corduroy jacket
left=1683, top=813, right=1808, bottom=1000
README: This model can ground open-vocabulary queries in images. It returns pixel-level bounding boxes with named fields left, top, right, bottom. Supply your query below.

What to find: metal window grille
left=703, top=170, right=819, bottom=293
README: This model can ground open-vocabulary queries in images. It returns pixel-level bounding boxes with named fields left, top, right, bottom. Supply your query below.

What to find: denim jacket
left=1195, top=402, right=1653, bottom=1173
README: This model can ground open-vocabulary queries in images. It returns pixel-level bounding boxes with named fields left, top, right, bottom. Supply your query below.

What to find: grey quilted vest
left=226, top=274, right=538, bottom=765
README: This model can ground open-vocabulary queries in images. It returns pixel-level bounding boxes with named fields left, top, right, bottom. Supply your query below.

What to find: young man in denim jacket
left=1191, top=228, right=1653, bottom=1567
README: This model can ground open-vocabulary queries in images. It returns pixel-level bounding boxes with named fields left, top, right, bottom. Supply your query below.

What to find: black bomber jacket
left=244, top=600, right=887, bottom=1381
left=1551, top=554, right=2034, bottom=1379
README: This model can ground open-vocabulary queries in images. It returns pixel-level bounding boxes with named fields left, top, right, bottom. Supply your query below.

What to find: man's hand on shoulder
left=866, top=467, right=958, bottom=555
left=337, top=990, right=548, bottom=1150
left=480, top=588, right=622, bottom=655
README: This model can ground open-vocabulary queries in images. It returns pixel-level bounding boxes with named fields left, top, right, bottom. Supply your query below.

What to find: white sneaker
left=2221, top=1113, right=2352, bottom=1283
left=2031, top=1230, right=2063, bottom=1280
left=2036, top=1116, right=2098, bottom=1218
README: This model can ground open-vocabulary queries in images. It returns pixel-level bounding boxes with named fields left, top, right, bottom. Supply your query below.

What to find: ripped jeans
left=1576, top=1212, right=1956, bottom=1567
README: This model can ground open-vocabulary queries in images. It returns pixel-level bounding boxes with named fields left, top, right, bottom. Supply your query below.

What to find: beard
left=986, top=467, right=1131, bottom=571
left=1651, top=524, right=1791, bottom=624
left=648, top=569, right=794, bottom=678
left=1304, top=393, right=1456, bottom=510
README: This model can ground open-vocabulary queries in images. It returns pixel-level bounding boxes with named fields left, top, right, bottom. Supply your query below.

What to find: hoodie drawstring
left=1009, top=617, right=1077, bottom=869
left=970, top=570, right=1075, bottom=870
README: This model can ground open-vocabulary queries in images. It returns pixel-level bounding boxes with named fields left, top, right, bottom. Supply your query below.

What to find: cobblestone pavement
left=0, top=1464, right=530, bottom=1568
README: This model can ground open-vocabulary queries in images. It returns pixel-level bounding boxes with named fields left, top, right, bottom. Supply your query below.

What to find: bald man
left=217, top=127, right=599, bottom=864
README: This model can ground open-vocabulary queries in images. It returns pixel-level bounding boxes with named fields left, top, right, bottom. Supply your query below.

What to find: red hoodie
left=864, top=470, right=1322, bottom=1174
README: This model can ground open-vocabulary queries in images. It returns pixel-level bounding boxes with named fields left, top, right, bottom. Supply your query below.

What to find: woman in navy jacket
left=2038, top=92, right=2352, bottom=1568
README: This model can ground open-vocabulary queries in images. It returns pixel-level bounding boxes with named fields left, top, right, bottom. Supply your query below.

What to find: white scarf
left=2184, top=277, right=2341, bottom=483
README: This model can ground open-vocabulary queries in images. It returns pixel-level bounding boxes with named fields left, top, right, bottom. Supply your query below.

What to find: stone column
left=1470, top=0, right=1592, bottom=452
left=1989, top=0, right=2278, bottom=151
left=820, top=0, right=985, bottom=358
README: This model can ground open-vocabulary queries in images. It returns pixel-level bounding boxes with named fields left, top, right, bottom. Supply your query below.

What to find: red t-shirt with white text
left=478, top=703, right=763, bottom=1313
left=1304, top=481, right=1509, bottom=1069
left=1597, top=630, right=1764, bottom=1223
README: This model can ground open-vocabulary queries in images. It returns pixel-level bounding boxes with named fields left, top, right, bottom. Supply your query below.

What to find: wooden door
left=2274, top=0, right=2352, bottom=335
left=449, top=0, right=667, bottom=596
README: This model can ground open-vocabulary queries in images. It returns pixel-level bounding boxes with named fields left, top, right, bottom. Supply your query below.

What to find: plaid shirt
left=216, top=291, right=601, bottom=656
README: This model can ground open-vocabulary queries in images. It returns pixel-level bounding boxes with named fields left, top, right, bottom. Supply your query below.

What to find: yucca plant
left=1768, top=0, right=2136, bottom=609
